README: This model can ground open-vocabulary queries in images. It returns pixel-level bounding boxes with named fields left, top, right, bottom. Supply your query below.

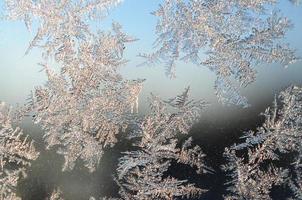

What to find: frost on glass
left=288, top=158, right=302, bottom=200
left=0, top=102, right=39, bottom=200
left=90, top=197, right=120, bottom=200
left=113, top=88, right=210, bottom=200
left=3, top=0, right=138, bottom=196
left=223, top=85, right=302, bottom=199
left=23, top=27, right=140, bottom=172
left=4, top=0, right=143, bottom=172
left=4, top=0, right=123, bottom=57
left=48, top=188, right=64, bottom=200
left=141, top=0, right=299, bottom=107
left=2, top=0, right=302, bottom=199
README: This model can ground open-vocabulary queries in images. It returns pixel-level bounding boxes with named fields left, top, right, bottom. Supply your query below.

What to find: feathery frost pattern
left=141, top=0, right=299, bottom=107
left=5, top=0, right=141, bottom=172
left=5, top=0, right=123, bottom=57
left=114, top=88, right=209, bottom=200
left=25, top=26, right=139, bottom=172
left=223, top=85, right=302, bottom=199
left=0, top=102, right=39, bottom=200
left=2, top=0, right=302, bottom=199
left=48, top=188, right=64, bottom=200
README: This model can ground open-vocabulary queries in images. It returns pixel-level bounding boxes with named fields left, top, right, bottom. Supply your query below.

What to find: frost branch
left=143, top=0, right=299, bottom=107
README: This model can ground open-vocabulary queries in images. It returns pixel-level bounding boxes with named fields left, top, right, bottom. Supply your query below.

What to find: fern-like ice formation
left=25, top=25, right=139, bottom=172
left=223, top=85, right=302, bottom=199
left=4, top=0, right=142, bottom=172
left=288, top=158, right=302, bottom=200
left=4, top=0, right=123, bottom=57
left=112, top=88, right=209, bottom=200
left=4, top=1, right=302, bottom=199
left=0, top=102, right=39, bottom=200
left=141, top=0, right=299, bottom=107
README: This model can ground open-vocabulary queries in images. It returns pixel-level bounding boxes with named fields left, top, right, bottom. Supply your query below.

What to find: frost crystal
left=223, top=148, right=287, bottom=200
left=114, top=88, right=209, bottom=200
left=5, top=0, right=142, bottom=172
left=3, top=0, right=302, bottom=199
left=5, top=0, right=123, bottom=57
left=223, top=85, right=302, bottom=199
left=288, top=157, right=302, bottom=200
left=0, top=102, right=39, bottom=200
left=128, top=79, right=145, bottom=114
left=48, top=188, right=64, bottom=200
left=142, top=0, right=299, bottom=107
left=24, top=27, right=140, bottom=172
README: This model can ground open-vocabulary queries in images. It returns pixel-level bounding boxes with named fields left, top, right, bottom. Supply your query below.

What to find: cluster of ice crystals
left=0, top=102, right=39, bottom=200
left=114, top=88, right=209, bottom=200
left=141, top=0, right=299, bottom=107
left=48, top=188, right=64, bottom=200
left=24, top=27, right=140, bottom=172
left=5, top=0, right=123, bottom=57
left=4, top=0, right=144, bottom=172
left=223, top=85, right=302, bottom=199
left=3, top=1, right=302, bottom=199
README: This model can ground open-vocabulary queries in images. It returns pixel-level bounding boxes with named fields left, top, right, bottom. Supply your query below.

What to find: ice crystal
left=3, top=1, right=302, bottom=199
left=5, top=0, right=141, bottom=172
left=48, top=188, right=64, bottom=200
left=223, top=148, right=287, bottom=200
left=114, top=88, right=209, bottom=200
left=127, top=79, right=145, bottom=114
left=288, top=157, right=302, bottom=200
left=142, top=0, right=299, bottom=107
left=23, top=26, right=140, bottom=172
left=5, top=0, right=123, bottom=57
left=223, top=85, right=302, bottom=199
left=0, top=102, right=39, bottom=200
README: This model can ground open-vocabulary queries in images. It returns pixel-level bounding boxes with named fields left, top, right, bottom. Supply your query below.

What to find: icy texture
left=114, top=88, right=209, bottom=200
left=223, top=85, right=302, bottom=199
left=48, top=188, right=64, bottom=200
left=5, top=0, right=123, bottom=57
left=23, top=27, right=140, bottom=172
left=3, top=1, right=302, bottom=199
left=4, top=0, right=143, bottom=172
left=141, top=0, right=299, bottom=107
left=0, top=102, right=39, bottom=200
